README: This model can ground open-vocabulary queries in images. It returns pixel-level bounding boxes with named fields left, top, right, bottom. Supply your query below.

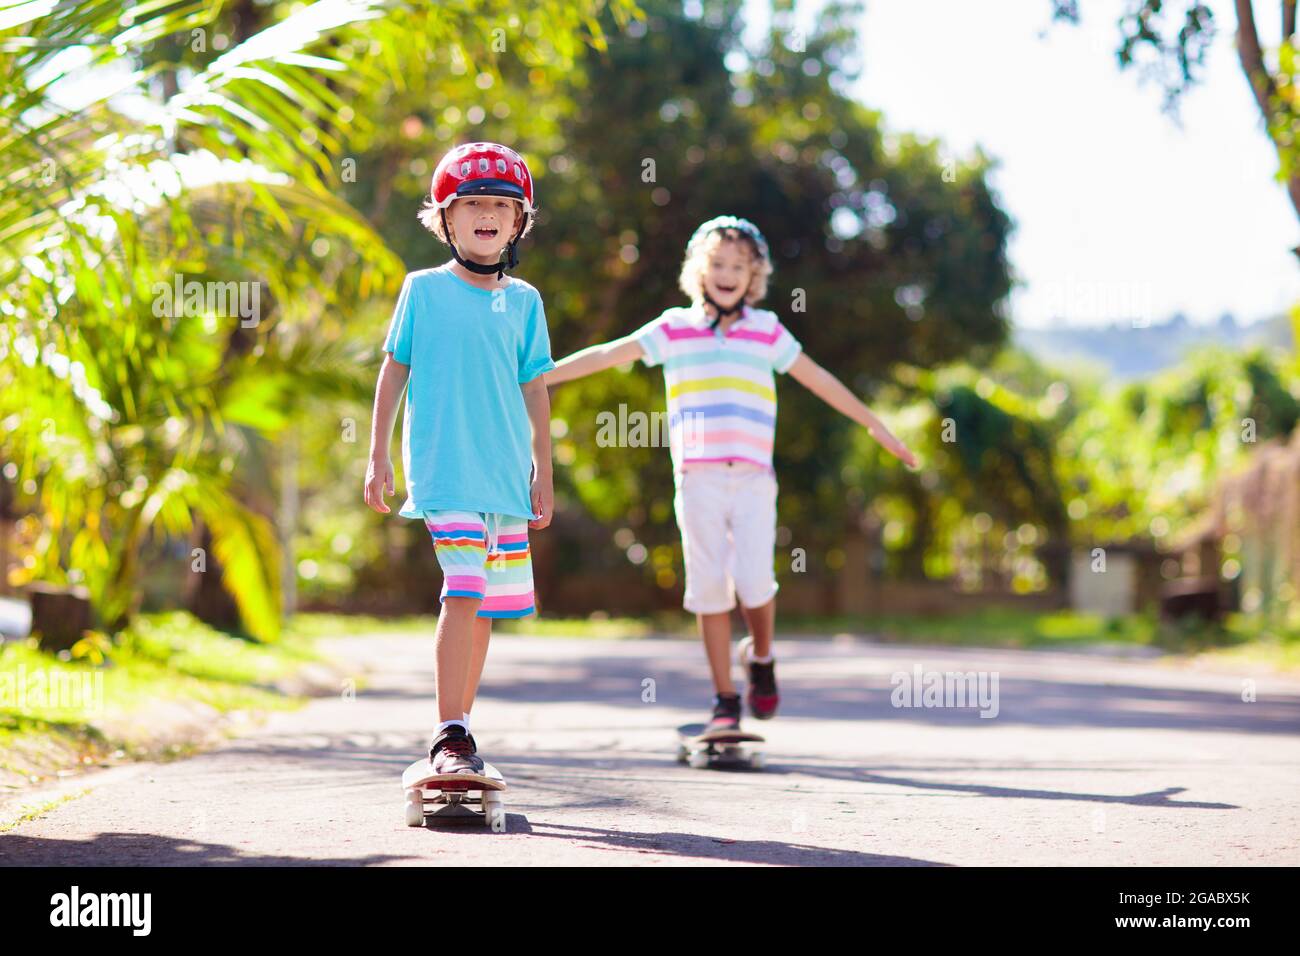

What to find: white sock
left=752, top=652, right=774, bottom=664
left=463, top=712, right=471, bottom=731
left=437, top=719, right=468, bottom=735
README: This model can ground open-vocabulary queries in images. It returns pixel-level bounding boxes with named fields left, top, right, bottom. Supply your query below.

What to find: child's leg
left=458, top=513, right=535, bottom=720
left=434, top=596, right=481, bottom=723
left=426, top=509, right=496, bottom=728
left=698, top=611, right=736, bottom=694
left=739, top=598, right=776, bottom=658
left=675, top=469, right=737, bottom=694
left=733, top=469, right=779, bottom=656
left=462, top=616, right=493, bottom=717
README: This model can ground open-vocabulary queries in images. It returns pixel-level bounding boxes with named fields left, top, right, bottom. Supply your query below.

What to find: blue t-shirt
left=383, top=263, right=555, bottom=520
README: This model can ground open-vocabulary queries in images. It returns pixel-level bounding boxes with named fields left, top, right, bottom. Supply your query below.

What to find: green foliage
left=286, top=0, right=639, bottom=605
left=529, top=0, right=1015, bottom=583
left=15, top=0, right=1280, bottom=626
left=1058, top=346, right=1300, bottom=545
left=0, top=0, right=414, bottom=640
left=284, top=0, right=1015, bottom=602
left=0, top=610, right=321, bottom=783
left=840, top=356, right=1071, bottom=588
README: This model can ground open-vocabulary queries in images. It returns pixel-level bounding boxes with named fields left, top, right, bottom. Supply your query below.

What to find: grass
left=778, top=607, right=1300, bottom=670
left=778, top=607, right=1162, bottom=648
left=289, top=606, right=1300, bottom=673
left=295, top=607, right=1140, bottom=647
left=0, top=789, right=89, bottom=834
left=1, top=611, right=331, bottom=789
left=1186, top=614, right=1300, bottom=672
left=285, top=613, right=443, bottom=639
left=286, top=611, right=689, bottom=639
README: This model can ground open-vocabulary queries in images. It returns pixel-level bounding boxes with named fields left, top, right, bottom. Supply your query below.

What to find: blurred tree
left=1056, top=345, right=1300, bottom=548
left=840, top=355, right=1074, bottom=592
left=843, top=344, right=1300, bottom=597
left=281, top=0, right=1013, bottom=610
left=290, top=1, right=637, bottom=610
left=0, top=0, right=411, bottom=640
left=0, top=0, right=631, bottom=637
left=535, top=0, right=1014, bottom=591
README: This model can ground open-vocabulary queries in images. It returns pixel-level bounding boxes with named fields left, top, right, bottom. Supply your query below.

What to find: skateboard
left=676, top=723, right=766, bottom=770
left=402, top=758, right=507, bottom=828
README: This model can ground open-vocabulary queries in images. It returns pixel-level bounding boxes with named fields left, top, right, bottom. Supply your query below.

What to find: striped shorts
left=424, top=511, right=536, bottom=618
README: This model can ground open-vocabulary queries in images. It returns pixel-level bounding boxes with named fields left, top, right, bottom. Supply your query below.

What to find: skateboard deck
left=402, top=758, right=507, bottom=828
left=676, top=723, right=766, bottom=770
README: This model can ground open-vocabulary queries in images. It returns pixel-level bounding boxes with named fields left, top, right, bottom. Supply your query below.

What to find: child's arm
left=365, top=352, right=411, bottom=513
left=786, top=353, right=919, bottom=468
left=545, top=335, right=645, bottom=385
left=521, top=375, right=553, bottom=529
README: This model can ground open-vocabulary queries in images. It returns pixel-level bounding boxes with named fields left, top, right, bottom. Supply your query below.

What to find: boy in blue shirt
left=366, top=143, right=555, bottom=776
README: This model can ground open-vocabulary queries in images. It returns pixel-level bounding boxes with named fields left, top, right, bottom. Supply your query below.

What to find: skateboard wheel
left=750, top=751, right=766, bottom=769
left=687, top=751, right=710, bottom=769
left=482, top=792, right=505, bottom=830
left=404, top=790, right=425, bottom=827
left=676, top=744, right=689, bottom=763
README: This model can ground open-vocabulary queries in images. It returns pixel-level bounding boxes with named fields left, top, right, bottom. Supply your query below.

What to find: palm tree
left=0, top=0, right=408, bottom=641
left=0, top=0, right=636, bottom=642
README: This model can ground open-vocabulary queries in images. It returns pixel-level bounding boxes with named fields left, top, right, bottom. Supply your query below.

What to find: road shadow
left=760, top=761, right=1237, bottom=809
left=197, top=721, right=1253, bottom=813
left=474, top=750, right=1239, bottom=810
left=518, top=821, right=948, bottom=866
left=0, top=832, right=407, bottom=867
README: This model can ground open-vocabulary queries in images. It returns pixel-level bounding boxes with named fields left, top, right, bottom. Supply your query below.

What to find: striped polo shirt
left=634, top=305, right=802, bottom=472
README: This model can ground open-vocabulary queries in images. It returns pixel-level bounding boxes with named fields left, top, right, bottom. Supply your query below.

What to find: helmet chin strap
left=702, top=291, right=744, bottom=329
left=441, top=208, right=529, bottom=280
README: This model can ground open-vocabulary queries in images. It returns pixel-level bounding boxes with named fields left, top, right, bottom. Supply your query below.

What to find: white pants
left=673, top=464, right=779, bottom=614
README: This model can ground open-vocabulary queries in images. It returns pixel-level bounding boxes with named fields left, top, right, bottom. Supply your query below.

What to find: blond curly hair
left=678, top=227, right=772, bottom=306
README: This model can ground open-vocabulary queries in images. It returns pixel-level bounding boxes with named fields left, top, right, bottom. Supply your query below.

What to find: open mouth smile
left=474, top=227, right=499, bottom=239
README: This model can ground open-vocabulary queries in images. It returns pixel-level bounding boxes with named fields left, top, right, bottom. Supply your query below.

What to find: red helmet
left=431, top=142, right=534, bottom=214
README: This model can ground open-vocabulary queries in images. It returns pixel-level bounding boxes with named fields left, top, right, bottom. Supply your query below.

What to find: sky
left=807, top=0, right=1299, bottom=329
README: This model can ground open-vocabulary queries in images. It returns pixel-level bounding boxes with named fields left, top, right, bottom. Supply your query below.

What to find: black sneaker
left=705, top=692, right=742, bottom=734
left=738, top=636, right=779, bottom=719
left=747, top=659, right=779, bottom=719
left=428, top=725, right=484, bottom=775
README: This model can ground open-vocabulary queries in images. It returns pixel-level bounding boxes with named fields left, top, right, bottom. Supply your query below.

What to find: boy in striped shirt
left=548, top=217, right=917, bottom=732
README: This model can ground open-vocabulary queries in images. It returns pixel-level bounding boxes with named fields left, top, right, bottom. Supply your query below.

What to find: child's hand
left=884, top=437, right=919, bottom=469
left=870, top=425, right=918, bottom=469
left=529, top=467, right=553, bottom=530
left=365, top=455, right=394, bottom=513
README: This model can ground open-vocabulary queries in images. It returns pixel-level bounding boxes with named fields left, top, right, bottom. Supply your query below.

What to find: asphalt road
left=3, top=632, right=1299, bottom=866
